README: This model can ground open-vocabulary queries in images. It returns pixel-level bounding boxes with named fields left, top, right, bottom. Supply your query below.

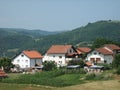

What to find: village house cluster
left=12, top=44, right=120, bottom=71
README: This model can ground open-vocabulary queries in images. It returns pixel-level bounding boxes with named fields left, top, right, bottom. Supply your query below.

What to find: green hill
left=0, top=20, right=120, bottom=57
left=38, top=20, right=120, bottom=47
left=0, top=28, right=61, bottom=38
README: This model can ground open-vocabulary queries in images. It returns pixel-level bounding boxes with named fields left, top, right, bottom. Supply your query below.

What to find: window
left=21, top=54, right=24, bottom=57
left=96, top=58, right=101, bottom=63
left=94, top=52, right=97, bottom=55
left=70, top=49, right=72, bottom=53
left=59, top=61, right=62, bottom=64
left=17, top=60, right=20, bottom=63
left=104, top=60, right=107, bottom=63
left=90, top=58, right=95, bottom=62
left=59, top=56, right=62, bottom=58
left=25, top=60, right=28, bottom=63
left=26, top=65, right=28, bottom=68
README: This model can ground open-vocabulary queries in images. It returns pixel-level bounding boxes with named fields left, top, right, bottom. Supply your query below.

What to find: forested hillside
left=0, top=20, right=120, bottom=57
left=0, top=28, right=60, bottom=37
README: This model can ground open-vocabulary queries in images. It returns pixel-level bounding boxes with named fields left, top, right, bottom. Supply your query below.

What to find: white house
left=43, top=45, right=78, bottom=67
left=86, top=47, right=113, bottom=64
left=86, top=44, right=120, bottom=64
left=12, top=50, right=43, bottom=69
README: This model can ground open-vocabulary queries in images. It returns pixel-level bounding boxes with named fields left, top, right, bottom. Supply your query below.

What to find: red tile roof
left=47, top=45, right=72, bottom=54
left=104, top=44, right=120, bottom=50
left=85, top=62, right=92, bottom=66
left=23, top=50, right=43, bottom=59
left=77, top=47, right=91, bottom=54
left=0, top=69, right=8, bottom=77
left=96, top=47, right=113, bottom=55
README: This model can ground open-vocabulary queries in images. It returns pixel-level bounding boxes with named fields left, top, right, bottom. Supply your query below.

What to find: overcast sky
left=0, top=0, right=120, bottom=31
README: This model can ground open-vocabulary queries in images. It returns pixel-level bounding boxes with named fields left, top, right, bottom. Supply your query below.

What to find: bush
left=43, top=61, right=57, bottom=71
left=97, top=63, right=112, bottom=70
left=0, top=57, right=14, bottom=72
left=85, top=73, right=95, bottom=80
left=112, top=54, right=120, bottom=68
left=85, top=73, right=112, bottom=81
left=116, top=66, right=120, bottom=75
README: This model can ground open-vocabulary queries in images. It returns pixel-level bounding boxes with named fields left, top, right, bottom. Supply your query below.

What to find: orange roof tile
left=47, top=45, right=72, bottom=54
left=0, top=69, right=8, bottom=77
left=96, top=47, right=113, bottom=55
left=77, top=47, right=91, bottom=54
left=104, top=44, right=120, bottom=50
left=23, top=50, right=43, bottom=59
left=76, top=49, right=82, bottom=54
left=85, top=62, right=92, bottom=66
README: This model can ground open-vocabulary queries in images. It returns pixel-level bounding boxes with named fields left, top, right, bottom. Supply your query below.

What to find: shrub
left=0, top=57, right=14, bottom=72
left=85, top=73, right=112, bottom=81
left=97, top=63, right=112, bottom=70
left=85, top=73, right=96, bottom=80
left=116, top=66, right=120, bottom=75
left=112, top=54, right=120, bottom=68
left=43, top=61, right=57, bottom=71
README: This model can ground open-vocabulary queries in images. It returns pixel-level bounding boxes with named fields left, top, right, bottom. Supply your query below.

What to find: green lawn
left=1, top=70, right=85, bottom=87
left=0, top=80, right=120, bottom=90
left=0, top=83, right=27, bottom=90
left=0, top=70, right=117, bottom=90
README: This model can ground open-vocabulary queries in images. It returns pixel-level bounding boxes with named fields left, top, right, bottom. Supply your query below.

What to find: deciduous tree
left=0, top=57, right=14, bottom=72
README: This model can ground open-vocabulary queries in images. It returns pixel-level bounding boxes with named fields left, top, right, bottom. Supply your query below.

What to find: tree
left=0, top=57, right=14, bottom=72
left=112, top=54, right=120, bottom=68
left=92, top=38, right=120, bottom=48
left=43, top=61, right=57, bottom=71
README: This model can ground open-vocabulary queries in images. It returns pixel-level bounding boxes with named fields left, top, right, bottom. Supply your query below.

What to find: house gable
left=12, top=52, right=30, bottom=69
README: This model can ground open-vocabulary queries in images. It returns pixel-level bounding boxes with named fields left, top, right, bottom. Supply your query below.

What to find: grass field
left=1, top=70, right=86, bottom=87
left=0, top=70, right=120, bottom=90
left=0, top=80, right=120, bottom=90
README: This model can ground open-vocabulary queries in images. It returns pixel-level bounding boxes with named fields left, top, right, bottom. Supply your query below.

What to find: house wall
left=86, top=50, right=104, bottom=63
left=104, top=55, right=113, bottom=64
left=12, top=53, right=30, bottom=69
left=43, top=53, right=66, bottom=67
left=43, top=46, right=77, bottom=67
left=86, top=50, right=113, bottom=64
left=12, top=53, right=42, bottom=69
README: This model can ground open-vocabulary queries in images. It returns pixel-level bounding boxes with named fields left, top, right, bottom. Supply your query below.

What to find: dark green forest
left=0, top=20, right=120, bottom=57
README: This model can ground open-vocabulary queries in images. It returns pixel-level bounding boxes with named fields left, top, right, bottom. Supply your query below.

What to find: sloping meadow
left=1, top=69, right=85, bottom=87
left=1, top=69, right=113, bottom=87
